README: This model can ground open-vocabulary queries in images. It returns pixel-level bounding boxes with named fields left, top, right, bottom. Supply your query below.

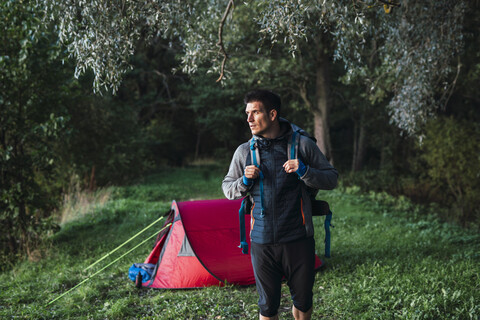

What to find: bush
left=339, top=169, right=402, bottom=195
left=417, top=116, right=480, bottom=226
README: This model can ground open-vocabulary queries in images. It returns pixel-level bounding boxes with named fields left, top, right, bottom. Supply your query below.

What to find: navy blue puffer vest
left=247, top=133, right=306, bottom=244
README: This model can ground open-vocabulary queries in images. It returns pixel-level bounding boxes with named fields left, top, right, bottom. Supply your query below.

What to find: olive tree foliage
left=253, top=0, right=367, bottom=56
left=254, top=0, right=466, bottom=135
left=340, top=1, right=465, bottom=135
left=383, top=1, right=465, bottom=135
left=41, top=0, right=466, bottom=134
left=40, top=0, right=228, bottom=93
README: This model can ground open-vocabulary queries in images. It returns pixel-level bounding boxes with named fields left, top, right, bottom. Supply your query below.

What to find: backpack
left=238, top=127, right=333, bottom=257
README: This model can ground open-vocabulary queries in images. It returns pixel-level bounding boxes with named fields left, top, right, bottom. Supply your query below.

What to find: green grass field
left=1, top=166, right=479, bottom=319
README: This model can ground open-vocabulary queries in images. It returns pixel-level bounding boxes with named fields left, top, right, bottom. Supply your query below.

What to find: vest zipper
left=272, top=141, right=277, bottom=243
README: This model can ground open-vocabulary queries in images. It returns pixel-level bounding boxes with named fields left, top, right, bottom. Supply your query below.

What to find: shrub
left=417, top=116, right=480, bottom=226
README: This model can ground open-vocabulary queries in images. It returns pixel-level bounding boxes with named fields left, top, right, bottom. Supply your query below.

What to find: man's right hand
left=244, top=165, right=260, bottom=180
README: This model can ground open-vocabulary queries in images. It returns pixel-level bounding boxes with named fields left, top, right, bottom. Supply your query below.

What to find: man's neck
left=259, top=121, right=281, bottom=139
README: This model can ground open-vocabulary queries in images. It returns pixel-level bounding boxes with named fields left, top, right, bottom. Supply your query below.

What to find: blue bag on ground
left=128, top=263, right=155, bottom=283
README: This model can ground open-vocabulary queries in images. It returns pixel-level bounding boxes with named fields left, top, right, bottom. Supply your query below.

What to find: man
left=222, top=89, right=338, bottom=320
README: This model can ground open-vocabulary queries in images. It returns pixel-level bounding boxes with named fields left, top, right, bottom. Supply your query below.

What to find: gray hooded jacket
left=222, top=119, right=338, bottom=244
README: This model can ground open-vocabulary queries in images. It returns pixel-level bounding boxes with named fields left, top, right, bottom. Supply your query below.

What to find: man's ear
left=269, top=109, right=278, bottom=121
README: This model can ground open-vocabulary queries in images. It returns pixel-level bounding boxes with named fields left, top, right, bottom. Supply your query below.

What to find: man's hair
left=244, top=89, right=281, bottom=117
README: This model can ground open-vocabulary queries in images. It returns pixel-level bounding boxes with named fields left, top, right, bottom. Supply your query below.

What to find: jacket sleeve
left=222, top=143, right=252, bottom=200
left=298, top=136, right=338, bottom=190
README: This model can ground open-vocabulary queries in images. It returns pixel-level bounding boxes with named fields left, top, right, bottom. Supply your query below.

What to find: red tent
left=142, top=198, right=323, bottom=289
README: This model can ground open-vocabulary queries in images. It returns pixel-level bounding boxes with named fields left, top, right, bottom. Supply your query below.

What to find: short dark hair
left=244, top=89, right=281, bottom=116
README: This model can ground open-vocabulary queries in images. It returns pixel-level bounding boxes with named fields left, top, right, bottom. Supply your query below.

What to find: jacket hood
left=252, top=118, right=316, bottom=143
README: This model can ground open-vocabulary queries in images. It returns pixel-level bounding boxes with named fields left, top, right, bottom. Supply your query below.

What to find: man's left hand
left=283, top=159, right=299, bottom=174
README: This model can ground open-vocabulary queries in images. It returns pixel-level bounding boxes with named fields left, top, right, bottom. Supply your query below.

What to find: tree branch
left=441, top=56, right=462, bottom=111
left=152, top=70, right=173, bottom=103
left=298, top=81, right=313, bottom=112
left=216, top=0, right=235, bottom=82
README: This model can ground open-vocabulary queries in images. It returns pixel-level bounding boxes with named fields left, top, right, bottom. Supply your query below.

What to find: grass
left=1, top=166, right=479, bottom=319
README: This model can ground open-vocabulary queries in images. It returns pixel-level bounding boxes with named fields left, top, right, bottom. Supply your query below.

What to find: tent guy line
left=84, top=215, right=166, bottom=271
left=46, top=222, right=172, bottom=307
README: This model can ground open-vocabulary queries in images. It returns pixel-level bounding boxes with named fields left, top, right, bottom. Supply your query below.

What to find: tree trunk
left=18, top=200, right=27, bottom=253
left=89, top=165, right=96, bottom=191
left=314, top=37, right=333, bottom=164
left=7, top=218, right=17, bottom=254
left=194, top=130, right=203, bottom=161
left=352, top=115, right=367, bottom=172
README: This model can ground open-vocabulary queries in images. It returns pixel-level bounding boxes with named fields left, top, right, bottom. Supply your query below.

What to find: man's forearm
left=299, top=136, right=339, bottom=190
left=222, top=143, right=251, bottom=199
left=300, top=166, right=338, bottom=190
left=222, top=175, right=251, bottom=200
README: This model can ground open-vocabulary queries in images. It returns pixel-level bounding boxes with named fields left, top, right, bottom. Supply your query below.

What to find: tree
left=40, top=0, right=355, bottom=161
left=340, top=0, right=465, bottom=171
left=40, top=0, right=466, bottom=160
left=253, top=0, right=466, bottom=161
left=1, top=0, right=71, bottom=260
left=352, top=1, right=465, bottom=136
left=40, top=0, right=222, bottom=93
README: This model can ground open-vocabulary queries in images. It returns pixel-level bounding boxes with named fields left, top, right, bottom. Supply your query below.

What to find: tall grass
left=59, top=180, right=113, bottom=225
left=0, top=166, right=479, bottom=319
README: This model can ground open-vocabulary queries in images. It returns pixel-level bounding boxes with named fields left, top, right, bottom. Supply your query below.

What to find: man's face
left=245, top=101, right=276, bottom=137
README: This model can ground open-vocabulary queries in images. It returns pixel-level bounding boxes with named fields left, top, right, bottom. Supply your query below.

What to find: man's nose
left=247, top=114, right=253, bottom=122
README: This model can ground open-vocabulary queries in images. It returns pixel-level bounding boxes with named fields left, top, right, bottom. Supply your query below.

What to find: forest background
left=1, top=0, right=479, bottom=266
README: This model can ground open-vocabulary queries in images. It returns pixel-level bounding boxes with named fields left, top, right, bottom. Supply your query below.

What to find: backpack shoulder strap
left=238, top=197, right=250, bottom=254
left=248, top=137, right=265, bottom=218
left=324, top=210, right=333, bottom=258
left=249, top=137, right=260, bottom=166
left=238, top=138, right=262, bottom=255
left=287, top=131, right=301, bottom=160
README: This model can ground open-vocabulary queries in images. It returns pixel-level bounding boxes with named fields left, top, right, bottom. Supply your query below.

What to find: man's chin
left=250, top=127, right=266, bottom=136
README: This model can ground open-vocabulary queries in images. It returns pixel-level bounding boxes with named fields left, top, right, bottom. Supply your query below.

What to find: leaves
left=38, top=0, right=468, bottom=136
left=0, top=0, right=73, bottom=261
left=417, top=117, right=480, bottom=223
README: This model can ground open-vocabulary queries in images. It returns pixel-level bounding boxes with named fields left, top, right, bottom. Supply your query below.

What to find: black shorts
left=250, top=237, right=315, bottom=317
